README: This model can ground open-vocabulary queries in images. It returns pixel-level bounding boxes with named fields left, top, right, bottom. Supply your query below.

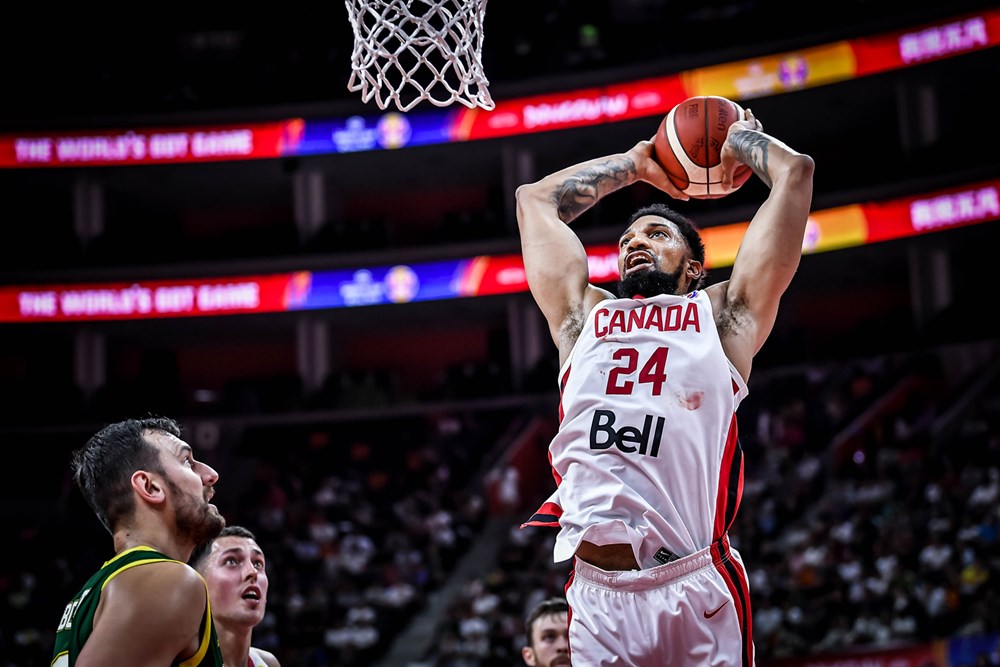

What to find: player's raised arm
left=515, top=140, right=686, bottom=359
left=714, top=109, right=815, bottom=379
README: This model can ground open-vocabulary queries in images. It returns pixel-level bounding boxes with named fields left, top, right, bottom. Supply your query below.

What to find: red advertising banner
left=447, top=8, right=1000, bottom=143
left=0, top=119, right=305, bottom=168
left=0, top=274, right=299, bottom=322
left=0, top=179, right=997, bottom=323
left=0, top=9, right=996, bottom=167
left=863, top=180, right=1000, bottom=244
left=459, top=245, right=621, bottom=296
left=852, top=9, right=999, bottom=76
left=770, top=640, right=947, bottom=667
left=450, top=75, right=688, bottom=141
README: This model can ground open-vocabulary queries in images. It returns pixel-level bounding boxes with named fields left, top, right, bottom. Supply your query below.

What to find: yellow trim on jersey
left=99, top=547, right=185, bottom=591
left=100, top=545, right=160, bottom=568
left=94, top=546, right=216, bottom=667
left=178, top=576, right=214, bottom=667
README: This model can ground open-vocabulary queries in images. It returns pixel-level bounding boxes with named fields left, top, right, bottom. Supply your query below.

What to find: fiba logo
left=284, top=271, right=312, bottom=309
left=385, top=265, right=420, bottom=303
left=377, top=112, right=412, bottom=149
left=777, top=55, right=809, bottom=88
left=801, top=217, right=821, bottom=252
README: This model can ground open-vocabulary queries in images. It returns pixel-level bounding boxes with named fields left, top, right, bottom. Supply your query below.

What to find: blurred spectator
left=521, top=597, right=570, bottom=667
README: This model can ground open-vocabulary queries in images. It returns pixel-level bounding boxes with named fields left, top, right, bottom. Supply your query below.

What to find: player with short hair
left=190, top=525, right=282, bottom=667
left=516, top=108, right=814, bottom=666
left=521, top=597, right=571, bottom=667
left=51, top=416, right=226, bottom=667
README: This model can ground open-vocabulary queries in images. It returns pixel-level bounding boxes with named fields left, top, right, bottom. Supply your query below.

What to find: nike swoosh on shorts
left=704, top=602, right=728, bottom=619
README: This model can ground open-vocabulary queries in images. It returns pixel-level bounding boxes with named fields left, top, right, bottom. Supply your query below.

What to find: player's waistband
left=573, top=534, right=736, bottom=591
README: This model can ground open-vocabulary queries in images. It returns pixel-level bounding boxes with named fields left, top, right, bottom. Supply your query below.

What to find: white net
left=345, top=0, right=495, bottom=112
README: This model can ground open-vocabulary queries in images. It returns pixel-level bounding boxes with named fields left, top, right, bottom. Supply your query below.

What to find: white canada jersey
left=522, top=290, right=749, bottom=568
left=248, top=648, right=269, bottom=667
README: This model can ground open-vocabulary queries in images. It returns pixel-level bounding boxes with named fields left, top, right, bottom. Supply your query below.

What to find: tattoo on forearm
left=730, top=130, right=772, bottom=188
left=551, top=155, right=636, bottom=222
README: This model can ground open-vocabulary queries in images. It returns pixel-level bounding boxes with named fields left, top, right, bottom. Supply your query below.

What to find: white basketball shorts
left=566, top=535, right=755, bottom=667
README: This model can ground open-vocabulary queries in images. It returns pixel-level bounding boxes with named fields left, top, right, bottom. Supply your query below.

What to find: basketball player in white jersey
left=191, top=526, right=282, bottom=667
left=516, top=108, right=814, bottom=666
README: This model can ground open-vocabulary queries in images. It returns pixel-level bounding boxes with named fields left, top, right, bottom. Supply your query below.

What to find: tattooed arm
left=708, top=109, right=816, bottom=382
left=515, top=140, right=685, bottom=362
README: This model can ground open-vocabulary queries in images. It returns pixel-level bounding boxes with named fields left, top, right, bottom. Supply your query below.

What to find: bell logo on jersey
left=589, top=409, right=664, bottom=457
left=56, top=588, right=91, bottom=632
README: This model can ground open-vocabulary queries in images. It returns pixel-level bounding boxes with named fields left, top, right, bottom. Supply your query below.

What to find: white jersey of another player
left=523, top=289, right=749, bottom=568
left=248, top=647, right=271, bottom=667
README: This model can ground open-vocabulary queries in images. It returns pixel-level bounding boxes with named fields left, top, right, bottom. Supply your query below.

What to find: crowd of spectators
left=413, top=346, right=1000, bottom=665
left=2, top=344, right=998, bottom=667
left=0, top=407, right=507, bottom=667
left=227, top=410, right=504, bottom=667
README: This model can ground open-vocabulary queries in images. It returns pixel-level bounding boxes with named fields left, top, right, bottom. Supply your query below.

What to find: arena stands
left=2, top=2, right=999, bottom=666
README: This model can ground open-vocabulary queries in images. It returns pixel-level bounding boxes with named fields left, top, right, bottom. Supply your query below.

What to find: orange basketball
left=653, top=95, right=753, bottom=199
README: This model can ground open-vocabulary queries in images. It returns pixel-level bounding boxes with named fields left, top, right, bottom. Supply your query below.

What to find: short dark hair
left=189, top=525, right=257, bottom=569
left=626, top=203, right=707, bottom=288
left=524, top=597, right=569, bottom=647
left=71, top=416, right=181, bottom=535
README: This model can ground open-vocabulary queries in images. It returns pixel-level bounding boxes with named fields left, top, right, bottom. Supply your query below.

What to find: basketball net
left=345, top=0, right=495, bottom=112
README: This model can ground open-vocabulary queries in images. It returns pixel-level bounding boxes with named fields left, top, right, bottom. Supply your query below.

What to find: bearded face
left=617, top=263, right=685, bottom=298
left=165, top=474, right=225, bottom=546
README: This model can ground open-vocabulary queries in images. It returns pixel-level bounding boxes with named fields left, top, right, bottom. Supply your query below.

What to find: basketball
left=653, top=95, right=753, bottom=199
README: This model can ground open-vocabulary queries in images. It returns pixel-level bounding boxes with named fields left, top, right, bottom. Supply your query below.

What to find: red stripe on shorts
left=712, top=536, right=754, bottom=667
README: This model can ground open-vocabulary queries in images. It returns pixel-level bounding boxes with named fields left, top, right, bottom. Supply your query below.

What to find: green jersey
left=51, top=546, right=223, bottom=667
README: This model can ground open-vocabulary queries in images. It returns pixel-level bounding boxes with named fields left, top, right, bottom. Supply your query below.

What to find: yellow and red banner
left=1, top=9, right=996, bottom=167
left=4, top=178, right=993, bottom=323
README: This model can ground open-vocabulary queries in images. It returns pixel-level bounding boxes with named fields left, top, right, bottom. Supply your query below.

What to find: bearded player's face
left=617, top=217, right=690, bottom=297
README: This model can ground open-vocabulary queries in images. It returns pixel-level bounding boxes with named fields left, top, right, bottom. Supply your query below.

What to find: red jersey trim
left=558, top=363, right=571, bottom=423
left=520, top=500, right=563, bottom=528
left=713, top=414, right=743, bottom=540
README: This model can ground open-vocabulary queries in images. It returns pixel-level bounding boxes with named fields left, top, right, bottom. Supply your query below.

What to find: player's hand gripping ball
left=653, top=95, right=753, bottom=199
